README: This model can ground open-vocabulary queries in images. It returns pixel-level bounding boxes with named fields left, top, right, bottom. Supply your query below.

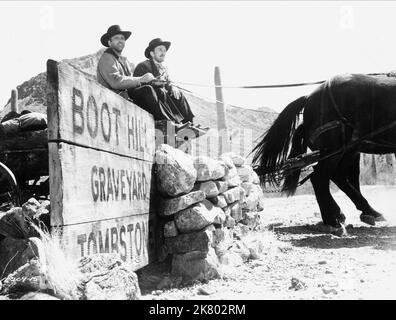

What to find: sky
left=1, top=1, right=396, bottom=112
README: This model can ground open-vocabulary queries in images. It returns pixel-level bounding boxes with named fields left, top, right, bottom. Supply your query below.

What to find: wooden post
left=11, top=89, right=18, bottom=113
left=214, top=66, right=229, bottom=156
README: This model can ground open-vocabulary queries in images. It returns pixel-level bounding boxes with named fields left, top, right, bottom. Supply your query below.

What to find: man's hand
left=139, top=73, right=155, bottom=83
left=170, top=85, right=181, bottom=99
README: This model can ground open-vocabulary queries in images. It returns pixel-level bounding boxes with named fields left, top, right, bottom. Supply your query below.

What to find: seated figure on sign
left=97, top=25, right=199, bottom=132
left=132, top=38, right=209, bottom=136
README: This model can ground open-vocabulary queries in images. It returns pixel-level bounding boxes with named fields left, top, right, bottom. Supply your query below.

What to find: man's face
left=150, top=45, right=167, bottom=63
left=108, top=34, right=125, bottom=53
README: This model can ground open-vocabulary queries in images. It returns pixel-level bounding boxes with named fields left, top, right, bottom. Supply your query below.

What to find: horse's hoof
left=315, top=222, right=348, bottom=237
left=375, top=214, right=386, bottom=222
left=329, top=224, right=348, bottom=237
left=360, top=214, right=376, bottom=226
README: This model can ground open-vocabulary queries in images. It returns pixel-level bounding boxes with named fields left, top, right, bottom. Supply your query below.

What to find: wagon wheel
left=0, top=161, right=21, bottom=209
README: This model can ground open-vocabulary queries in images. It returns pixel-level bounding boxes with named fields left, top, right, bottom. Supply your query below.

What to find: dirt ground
left=139, top=185, right=396, bottom=300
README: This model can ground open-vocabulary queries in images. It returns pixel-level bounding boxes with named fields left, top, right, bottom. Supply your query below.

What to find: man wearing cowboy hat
left=131, top=38, right=199, bottom=127
left=97, top=26, right=186, bottom=124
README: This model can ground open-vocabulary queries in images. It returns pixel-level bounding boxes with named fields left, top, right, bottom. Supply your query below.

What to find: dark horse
left=252, top=73, right=396, bottom=236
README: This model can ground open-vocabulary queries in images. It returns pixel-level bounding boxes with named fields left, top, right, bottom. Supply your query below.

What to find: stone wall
left=153, top=144, right=265, bottom=283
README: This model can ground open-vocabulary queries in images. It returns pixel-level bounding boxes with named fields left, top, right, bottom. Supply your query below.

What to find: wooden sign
left=47, top=60, right=156, bottom=270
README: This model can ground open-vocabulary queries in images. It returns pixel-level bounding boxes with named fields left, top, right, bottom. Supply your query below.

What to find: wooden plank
left=56, top=213, right=150, bottom=270
left=49, top=143, right=154, bottom=226
left=47, top=60, right=155, bottom=162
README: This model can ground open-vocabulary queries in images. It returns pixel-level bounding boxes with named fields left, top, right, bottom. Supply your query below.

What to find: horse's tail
left=252, top=95, right=307, bottom=185
left=282, top=123, right=307, bottom=196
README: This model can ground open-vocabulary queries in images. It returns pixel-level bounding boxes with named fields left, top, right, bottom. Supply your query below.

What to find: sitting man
left=97, top=25, right=193, bottom=130
left=132, top=38, right=208, bottom=135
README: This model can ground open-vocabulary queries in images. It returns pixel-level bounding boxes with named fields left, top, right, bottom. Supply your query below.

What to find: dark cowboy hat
left=100, top=25, right=131, bottom=47
left=144, top=38, right=171, bottom=58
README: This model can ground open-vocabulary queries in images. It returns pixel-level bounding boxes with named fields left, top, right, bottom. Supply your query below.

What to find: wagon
left=0, top=128, right=49, bottom=210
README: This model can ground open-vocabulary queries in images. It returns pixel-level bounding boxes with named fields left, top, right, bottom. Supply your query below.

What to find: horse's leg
left=331, top=153, right=386, bottom=225
left=310, top=167, right=347, bottom=236
left=348, top=153, right=361, bottom=192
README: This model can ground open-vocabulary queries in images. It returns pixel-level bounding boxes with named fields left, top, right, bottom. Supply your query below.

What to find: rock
left=227, top=175, right=242, bottom=188
left=78, top=253, right=140, bottom=300
left=243, top=194, right=259, bottom=211
left=171, top=248, right=220, bottom=282
left=156, top=275, right=182, bottom=290
left=19, top=292, right=59, bottom=300
left=220, top=160, right=242, bottom=187
left=193, top=181, right=219, bottom=198
left=219, top=251, right=243, bottom=267
left=233, top=224, right=250, bottom=238
left=222, top=186, right=245, bottom=204
left=83, top=267, right=141, bottom=300
left=175, top=199, right=224, bottom=233
left=158, top=191, right=205, bottom=216
left=37, top=200, right=51, bottom=216
left=242, top=184, right=264, bottom=212
left=218, top=154, right=235, bottom=169
left=229, top=240, right=251, bottom=262
left=237, top=165, right=254, bottom=182
left=257, top=195, right=265, bottom=212
left=254, top=185, right=265, bottom=211
left=211, top=228, right=225, bottom=248
left=223, top=205, right=231, bottom=216
left=0, top=207, right=31, bottom=238
left=231, top=155, right=245, bottom=167
left=289, top=277, right=307, bottom=291
left=197, top=287, right=212, bottom=295
left=35, top=200, right=51, bottom=228
left=241, top=182, right=255, bottom=196
left=78, top=253, right=123, bottom=275
left=154, top=144, right=197, bottom=197
left=322, top=288, right=338, bottom=295
left=221, top=153, right=245, bottom=167
left=213, top=210, right=226, bottom=225
left=163, top=221, right=178, bottom=238
left=251, top=171, right=260, bottom=184
left=194, top=156, right=226, bottom=181
left=245, top=239, right=264, bottom=260
left=164, top=226, right=214, bottom=254
left=222, top=166, right=237, bottom=180
left=0, top=237, right=44, bottom=278
left=1, top=259, right=52, bottom=295
left=241, top=211, right=260, bottom=229
left=21, top=198, right=41, bottom=218
left=224, top=215, right=236, bottom=228
left=214, top=180, right=228, bottom=194
left=209, top=195, right=227, bottom=208
left=229, top=201, right=243, bottom=222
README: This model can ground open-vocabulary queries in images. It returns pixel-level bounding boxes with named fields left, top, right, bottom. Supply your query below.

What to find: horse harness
left=287, top=77, right=396, bottom=188
left=309, top=77, right=396, bottom=154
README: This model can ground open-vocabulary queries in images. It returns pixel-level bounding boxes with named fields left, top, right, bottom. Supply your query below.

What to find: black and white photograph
left=0, top=0, right=396, bottom=305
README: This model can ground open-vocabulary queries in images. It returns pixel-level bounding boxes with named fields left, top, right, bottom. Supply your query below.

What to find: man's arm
left=98, top=54, right=141, bottom=90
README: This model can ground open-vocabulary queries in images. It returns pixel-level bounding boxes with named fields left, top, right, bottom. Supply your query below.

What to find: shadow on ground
left=274, top=225, right=396, bottom=250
